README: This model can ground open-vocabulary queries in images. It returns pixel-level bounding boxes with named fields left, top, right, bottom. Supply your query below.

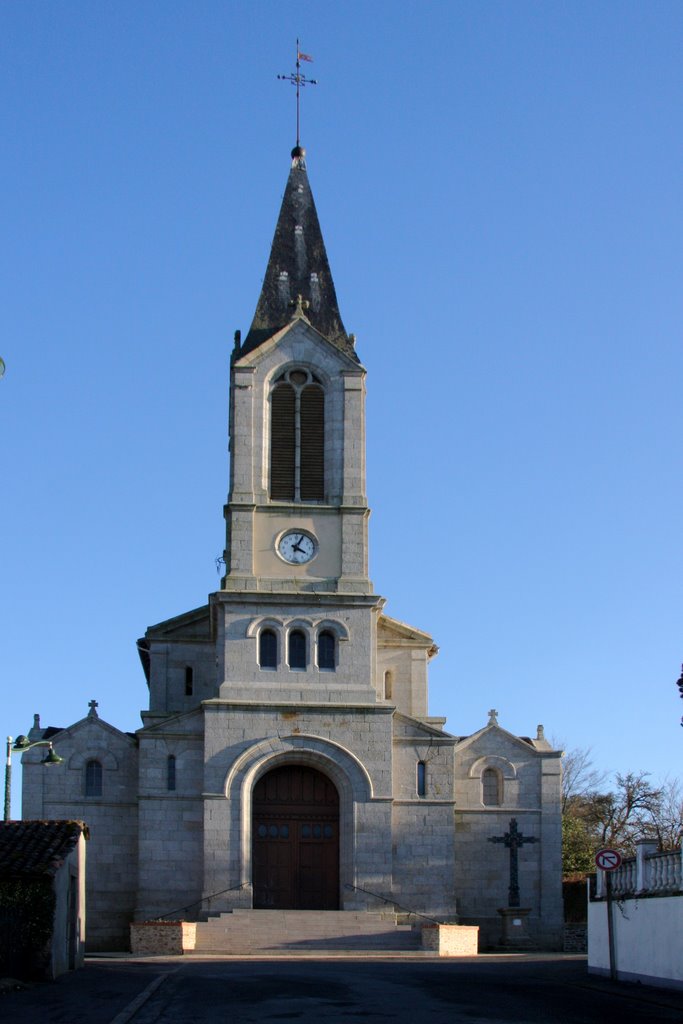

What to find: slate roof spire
left=240, top=147, right=356, bottom=360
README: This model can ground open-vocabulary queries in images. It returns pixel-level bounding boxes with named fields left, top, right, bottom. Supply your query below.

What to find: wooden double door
left=252, top=765, right=340, bottom=910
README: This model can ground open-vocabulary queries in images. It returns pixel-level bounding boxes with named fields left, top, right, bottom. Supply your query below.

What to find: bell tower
left=222, top=147, right=372, bottom=598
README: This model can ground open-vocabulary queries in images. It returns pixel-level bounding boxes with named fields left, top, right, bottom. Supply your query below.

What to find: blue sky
left=2, top=1, right=681, bottom=814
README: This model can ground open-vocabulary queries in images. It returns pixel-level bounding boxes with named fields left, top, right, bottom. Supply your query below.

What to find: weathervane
left=278, top=39, right=317, bottom=149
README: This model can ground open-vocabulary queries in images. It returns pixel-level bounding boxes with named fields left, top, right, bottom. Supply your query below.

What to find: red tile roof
left=0, top=820, right=88, bottom=878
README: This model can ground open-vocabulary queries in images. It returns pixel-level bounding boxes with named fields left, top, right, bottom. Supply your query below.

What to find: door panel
left=252, top=765, right=339, bottom=909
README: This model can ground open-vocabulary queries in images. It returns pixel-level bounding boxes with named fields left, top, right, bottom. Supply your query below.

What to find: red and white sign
left=595, top=848, right=622, bottom=871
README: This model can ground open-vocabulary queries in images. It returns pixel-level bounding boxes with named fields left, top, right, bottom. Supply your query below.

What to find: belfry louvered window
left=270, top=369, right=324, bottom=501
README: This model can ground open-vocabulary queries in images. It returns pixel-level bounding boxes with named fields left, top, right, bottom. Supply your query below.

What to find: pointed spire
left=241, top=149, right=356, bottom=359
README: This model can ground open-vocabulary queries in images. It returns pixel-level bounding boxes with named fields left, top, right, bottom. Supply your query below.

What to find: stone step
left=192, top=910, right=422, bottom=954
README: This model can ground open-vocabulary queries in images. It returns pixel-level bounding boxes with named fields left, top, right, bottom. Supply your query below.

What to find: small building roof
left=0, top=820, right=88, bottom=879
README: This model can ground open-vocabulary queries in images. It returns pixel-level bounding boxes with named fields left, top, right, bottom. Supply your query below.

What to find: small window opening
left=417, top=761, right=427, bottom=797
left=167, top=755, right=176, bottom=792
left=482, top=768, right=502, bottom=806
left=318, top=630, right=335, bottom=671
left=288, top=629, right=307, bottom=670
left=384, top=670, right=393, bottom=699
left=185, top=666, right=194, bottom=696
left=259, top=629, right=278, bottom=669
left=85, top=759, right=102, bottom=798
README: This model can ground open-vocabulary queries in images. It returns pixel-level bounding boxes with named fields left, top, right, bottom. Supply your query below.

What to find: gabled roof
left=0, top=821, right=88, bottom=878
left=378, top=613, right=438, bottom=657
left=239, top=150, right=357, bottom=361
left=454, top=721, right=554, bottom=757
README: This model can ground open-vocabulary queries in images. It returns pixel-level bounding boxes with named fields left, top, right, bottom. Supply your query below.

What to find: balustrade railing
left=594, top=843, right=682, bottom=898
left=646, top=848, right=682, bottom=892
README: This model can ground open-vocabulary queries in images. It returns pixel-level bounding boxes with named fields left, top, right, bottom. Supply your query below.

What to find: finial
left=278, top=40, right=318, bottom=150
left=33, top=714, right=41, bottom=729
left=291, top=145, right=307, bottom=169
left=487, top=708, right=499, bottom=726
left=536, top=724, right=545, bottom=740
left=233, top=330, right=241, bottom=353
left=88, top=699, right=99, bottom=718
left=289, top=294, right=311, bottom=321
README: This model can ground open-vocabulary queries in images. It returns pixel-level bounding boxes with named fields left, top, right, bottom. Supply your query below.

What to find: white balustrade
left=596, top=844, right=682, bottom=899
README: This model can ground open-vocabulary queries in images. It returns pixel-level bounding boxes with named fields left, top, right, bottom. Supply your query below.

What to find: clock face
left=277, top=531, right=317, bottom=565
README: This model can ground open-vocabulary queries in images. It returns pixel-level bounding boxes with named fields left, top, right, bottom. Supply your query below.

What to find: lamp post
left=4, top=735, right=63, bottom=821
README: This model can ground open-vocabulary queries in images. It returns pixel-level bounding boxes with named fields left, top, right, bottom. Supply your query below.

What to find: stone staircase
left=191, top=909, right=423, bottom=956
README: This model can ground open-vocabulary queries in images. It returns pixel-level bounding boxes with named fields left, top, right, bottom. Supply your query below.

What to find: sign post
left=595, top=848, right=622, bottom=981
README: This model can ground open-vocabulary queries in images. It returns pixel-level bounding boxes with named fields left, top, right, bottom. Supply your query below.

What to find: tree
left=558, top=744, right=682, bottom=874
left=559, top=745, right=609, bottom=815
left=582, top=771, right=663, bottom=854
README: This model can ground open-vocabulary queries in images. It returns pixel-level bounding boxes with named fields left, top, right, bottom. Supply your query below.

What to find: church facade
left=22, top=146, right=563, bottom=951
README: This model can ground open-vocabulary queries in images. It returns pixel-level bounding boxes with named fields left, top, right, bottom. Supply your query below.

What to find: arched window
left=318, top=630, right=336, bottom=671
left=482, top=767, right=502, bottom=806
left=288, top=629, right=307, bottom=670
left=270, top=369, right=324, bottom=502
left=185, top=666, right=194, bottom=696
left=85, top=759, right=102, bottom=798
left=417, top=761, right=427, bottom=797
left=259, top=628, right=278, bottom=669
left=167, top=755, right=176, bottom=792
left=384, top=670, right=393, bottom=699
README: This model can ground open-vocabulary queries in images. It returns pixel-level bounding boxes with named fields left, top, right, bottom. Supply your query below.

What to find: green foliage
left=562, top=815, right=595, bottom=874
left=0, top=877, right=55, bottom=978
left=560, top=748, right=683, bottom=876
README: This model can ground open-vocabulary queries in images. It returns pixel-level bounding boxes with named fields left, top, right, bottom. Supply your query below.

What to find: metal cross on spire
left=278, top=39, right=318, bottom=149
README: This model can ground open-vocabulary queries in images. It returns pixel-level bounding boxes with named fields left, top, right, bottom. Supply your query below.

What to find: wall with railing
left=588, top=840, right=683, bottom=990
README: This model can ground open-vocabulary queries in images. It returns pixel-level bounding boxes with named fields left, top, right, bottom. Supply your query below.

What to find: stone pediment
left=378, top=614, right=438, bottom=656
left=454, top=722, right=552, bottom=759
left=235, top=318, right=363, bottom=374
left=37, top=713, right=136, bottom=749
left=138, top=706, right=204, bottom=736
left=145, top=605, right=212, bottom=640
left=393, top=712, right=455, bottom=741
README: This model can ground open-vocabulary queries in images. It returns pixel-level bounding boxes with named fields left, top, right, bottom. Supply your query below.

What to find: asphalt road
left=3, top=956, right=683, bottom=1024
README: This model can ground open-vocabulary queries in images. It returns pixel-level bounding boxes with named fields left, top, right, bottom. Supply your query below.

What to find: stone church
left=22, top=145, right=563, bottom=951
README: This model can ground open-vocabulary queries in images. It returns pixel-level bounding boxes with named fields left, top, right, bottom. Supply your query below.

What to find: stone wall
left=21, top=715, right=139, bottom=950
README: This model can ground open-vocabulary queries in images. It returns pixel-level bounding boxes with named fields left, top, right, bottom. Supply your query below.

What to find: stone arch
left=224, top=734, right=372, bottom=903
left=312, top=618, right=350, bottom=642
left=68, top=749, right=119, bottom=771
left=468, top=755, right=517, bottom=780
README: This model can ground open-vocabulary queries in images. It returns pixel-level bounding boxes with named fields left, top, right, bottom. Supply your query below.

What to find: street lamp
left=4, top=735, right=64, bottom=821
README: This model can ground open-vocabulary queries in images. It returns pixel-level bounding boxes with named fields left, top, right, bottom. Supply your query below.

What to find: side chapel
left=22, top=145, right=563, bottom=950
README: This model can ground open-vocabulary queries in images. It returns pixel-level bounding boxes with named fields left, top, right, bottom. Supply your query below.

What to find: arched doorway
left=252, top=764, right=340, bottom=909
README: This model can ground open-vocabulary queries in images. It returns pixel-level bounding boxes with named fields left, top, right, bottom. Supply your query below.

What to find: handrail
left=155, top=881, right=247, bottom=921
left=344, top=882, right=441, bottom=925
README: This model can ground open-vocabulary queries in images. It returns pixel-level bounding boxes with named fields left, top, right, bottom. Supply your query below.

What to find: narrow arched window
left=167, top=755, right=176, bottom=792
left=270, top=370, right=324, bottom=502
left=417, top=761, right=427, bottom=797
left=185, top=666, right=194, bottom=696
left=85, top=759, right=102, bottom=798
left=259, top=629, right=278, bottom=669
left=318, top=630, right=335, bottom=670
left=288, top=629, right=307, bottom=670
left=482, top=768, right=502, bottom=806
left=384, top=670, right=393, bottom=699
left=270, top=384, right=296, bottom=499
left=299, top=385, right=324, bottom=500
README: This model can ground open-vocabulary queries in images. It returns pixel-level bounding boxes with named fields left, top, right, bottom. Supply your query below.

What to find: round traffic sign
left=595, top=848, right=622, bottom=871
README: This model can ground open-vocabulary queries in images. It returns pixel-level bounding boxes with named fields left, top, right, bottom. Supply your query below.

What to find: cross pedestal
left=496, top=907, right=533, bottom=949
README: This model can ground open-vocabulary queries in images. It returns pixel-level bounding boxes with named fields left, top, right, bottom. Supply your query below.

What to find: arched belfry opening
left=252, top=764, right=340, bottom=909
